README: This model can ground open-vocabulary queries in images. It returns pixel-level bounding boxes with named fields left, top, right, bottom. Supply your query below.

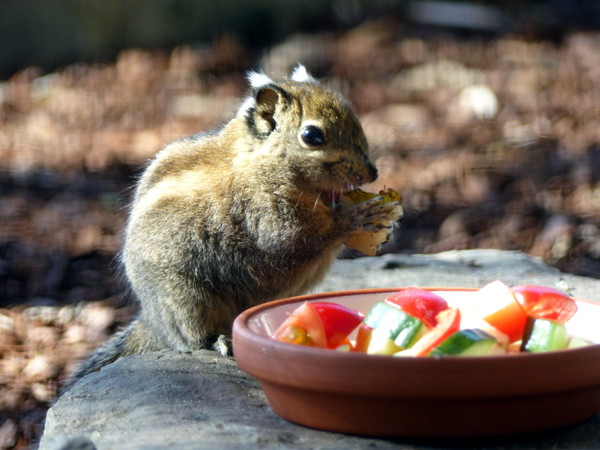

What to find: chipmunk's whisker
left=314, top=191, right=322, bottom=211
left=295, top=192, right=303, bottom=209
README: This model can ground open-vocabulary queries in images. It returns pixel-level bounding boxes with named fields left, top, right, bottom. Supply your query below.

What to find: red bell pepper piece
left=411, top=308, right=461, bottom=356
left=385, top=288, right=449, bottom=329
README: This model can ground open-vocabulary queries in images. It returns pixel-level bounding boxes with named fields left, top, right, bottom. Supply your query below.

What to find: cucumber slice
left=363, top=302, right=424, bottom=348
left=428, top=329, right=499, bottom=357
left=366, top=329, right=403, bottom=355
left=568, top=337, right=592, bottom=349
left=523, top=319, right=569, bottom=353
left=405, top=321, right=428, bottom=348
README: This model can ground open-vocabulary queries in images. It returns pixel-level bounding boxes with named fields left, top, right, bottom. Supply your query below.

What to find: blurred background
left=2, top=0, right=600, bottom=447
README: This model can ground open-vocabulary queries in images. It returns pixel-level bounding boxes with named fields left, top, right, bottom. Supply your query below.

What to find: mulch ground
left=1, top=23, right=600, bottom=448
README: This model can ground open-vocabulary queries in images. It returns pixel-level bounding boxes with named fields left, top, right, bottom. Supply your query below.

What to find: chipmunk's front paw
left=358, top=199, right=403, bottom=232
left=211, top=334, right=233, bottom=357
left=340, top=196, right=402, bottom=233
left=336, top=189, right=403, bottom=256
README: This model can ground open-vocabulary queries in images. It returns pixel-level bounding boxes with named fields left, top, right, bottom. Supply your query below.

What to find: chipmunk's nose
left=353, top=161, right=378, bottom=185
left=366, top=162, right=378, bottom=183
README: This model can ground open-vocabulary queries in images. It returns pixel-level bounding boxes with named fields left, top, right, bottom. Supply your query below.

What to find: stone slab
left=322, top=250, right=600, bottom=302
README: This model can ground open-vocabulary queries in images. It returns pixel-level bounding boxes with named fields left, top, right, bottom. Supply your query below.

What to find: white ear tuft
left=247, top=70, right=274, bottom=90
left=291, top=64, right=316, bottom=83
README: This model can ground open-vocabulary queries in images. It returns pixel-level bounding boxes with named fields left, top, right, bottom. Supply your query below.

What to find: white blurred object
left=458, top=85, right=498, bottom=120
left=391, top=60, right=484, bottom=92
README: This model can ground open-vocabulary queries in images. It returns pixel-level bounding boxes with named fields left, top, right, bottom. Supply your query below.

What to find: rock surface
left=40, top=250, right=600, bottom=450
left=325, top=250, right=600, bottom=301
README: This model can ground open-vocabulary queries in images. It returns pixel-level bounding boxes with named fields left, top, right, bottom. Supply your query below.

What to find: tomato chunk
left=385, top=288, right=449, bottom=329
left=272, top=301, right=326, bottom=348
left=311, top=301, right=364, bottom=349
left=511, top=285, right=577, bottom=323
left=411, top=308, right=461, bottom=357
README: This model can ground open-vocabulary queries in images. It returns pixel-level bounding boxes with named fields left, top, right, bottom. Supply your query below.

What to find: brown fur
left=63, top=69, right=400, bottom=389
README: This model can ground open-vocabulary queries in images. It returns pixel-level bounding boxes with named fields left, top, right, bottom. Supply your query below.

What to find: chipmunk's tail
left=60, top=319, right=162, bottom=394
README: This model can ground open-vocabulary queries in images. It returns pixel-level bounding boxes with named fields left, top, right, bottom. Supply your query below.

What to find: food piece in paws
left=341, top=188, right=403, bottom=256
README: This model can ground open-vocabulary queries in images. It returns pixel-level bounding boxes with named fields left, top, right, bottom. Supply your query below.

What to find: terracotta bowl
left=232, top=288, right=600, bottom=438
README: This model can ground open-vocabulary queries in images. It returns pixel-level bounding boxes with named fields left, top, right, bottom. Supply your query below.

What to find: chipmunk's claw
left=212, top=335, right=233, bottom=358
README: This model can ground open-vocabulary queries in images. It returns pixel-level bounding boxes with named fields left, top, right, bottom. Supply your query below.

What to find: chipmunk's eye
left=300, top=125, right=326, bottom=147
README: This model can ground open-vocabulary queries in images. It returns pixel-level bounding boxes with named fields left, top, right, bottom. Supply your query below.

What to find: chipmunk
left=64, top=65, right=402, bottom=388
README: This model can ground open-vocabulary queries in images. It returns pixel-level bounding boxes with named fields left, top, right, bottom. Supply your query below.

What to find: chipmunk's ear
left=246, top=84, right=289, bottom=138
left=291, top=64, right=316, bottom=83
left=247, top=70, right=274, bottom=90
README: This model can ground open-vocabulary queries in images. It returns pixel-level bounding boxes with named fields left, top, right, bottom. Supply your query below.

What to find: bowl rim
left=233, top=287, right=600, bottom=399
